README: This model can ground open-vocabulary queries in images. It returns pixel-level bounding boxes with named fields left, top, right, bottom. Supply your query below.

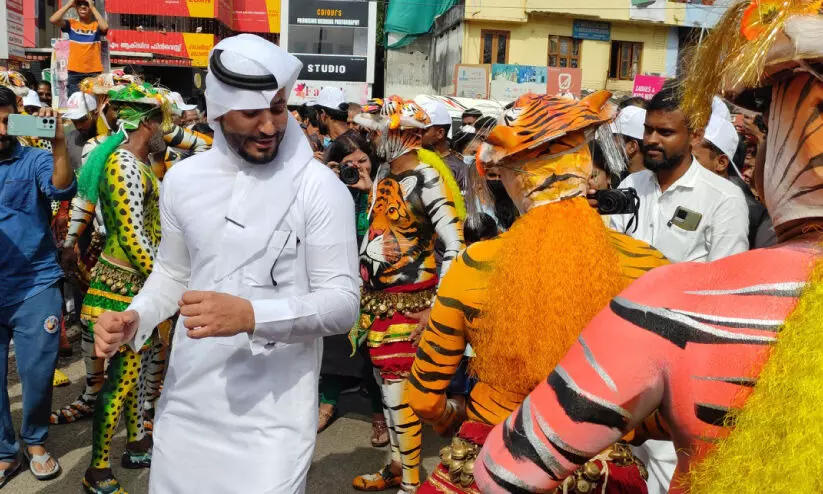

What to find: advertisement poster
left=233, top=0, right=281, bottom=33
left=490, top=64, right=547, bottom=102
left=107, top=31, right=215, bottom=67
left=289, top=80, right=370, bottom=105
left=630, top=0, right=666, bottom=23
left=632, top=74, right=667, bottom=100
left=547, top=67, right=582, bottom=97
left=51, top=39, right=71, bottom=110
left=3, top=0, right=26, bottom=61
left=453, top=64, right=490, bottom=99
left=104, top=0, right=215, bottom=18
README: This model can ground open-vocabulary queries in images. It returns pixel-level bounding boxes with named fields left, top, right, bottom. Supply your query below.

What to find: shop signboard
left=632, top=74, right=667, bottom=100
left=107, top=30, right=215, bottom=67
left=547, top=67, right=582, bottom=97
left=572, top=20, right=610, bottom=41
left=290, top=80, right=370, bottom=105
left=453, top=64, right=490, bottom=99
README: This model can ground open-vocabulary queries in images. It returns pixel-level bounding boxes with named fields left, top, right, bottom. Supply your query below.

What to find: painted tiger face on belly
left=360, top=173, right=435, bottom=289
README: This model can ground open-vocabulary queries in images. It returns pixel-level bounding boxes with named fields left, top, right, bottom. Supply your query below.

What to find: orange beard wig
left=469, top=197, right=627, bottom=395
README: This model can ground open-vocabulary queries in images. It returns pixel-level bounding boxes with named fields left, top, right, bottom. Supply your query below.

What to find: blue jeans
left=0, top=282, right=61, bottom=461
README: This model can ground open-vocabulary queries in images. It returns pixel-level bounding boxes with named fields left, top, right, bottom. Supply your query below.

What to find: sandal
left=52, top=369, right=70, bottom=388
left=50, top=397, right=95, bottom=425
left=317, top=404, right=337, bottom=433
left=352, top=465, right=402, bottom=492
left=22, top=447, right=61, bottom=481
left=0, top=459, right=21, bottom=489
left=121, top=449, right=151, bottom=470
left=371, top=418, right=389, bottom=448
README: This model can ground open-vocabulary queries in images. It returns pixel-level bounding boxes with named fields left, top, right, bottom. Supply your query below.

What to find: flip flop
left=22, top=448, right=61, bottom=481
left=0, top=459, right=21, bottom=489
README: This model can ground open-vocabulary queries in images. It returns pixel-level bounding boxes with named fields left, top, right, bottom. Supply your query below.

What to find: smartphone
left=7, top=114, right=57, bottom=139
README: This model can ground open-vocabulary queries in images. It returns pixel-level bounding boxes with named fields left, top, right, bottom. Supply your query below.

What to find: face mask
left=463, top=154, right=476, bottom=166
left=323, top=136, right=332, bottom=148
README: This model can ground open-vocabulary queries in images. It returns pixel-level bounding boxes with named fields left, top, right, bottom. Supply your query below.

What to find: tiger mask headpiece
left=682, top=0, right=823, bottom=228
left=0, top=68, right=29, bottom=97
left=477, top=91, right=614, bottom=212
left=354, top=96, right=431, bottom=163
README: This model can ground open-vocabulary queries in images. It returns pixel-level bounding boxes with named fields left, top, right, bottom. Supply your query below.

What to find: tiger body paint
left=478, top=5, right=823, bottom=493
left=353, top=98, right=465, bottom=493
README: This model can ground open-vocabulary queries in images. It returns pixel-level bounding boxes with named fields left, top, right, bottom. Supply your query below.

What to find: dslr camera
left=339, top=164, right=361, bottom=186
left=589, top=188, right=639, bottom=215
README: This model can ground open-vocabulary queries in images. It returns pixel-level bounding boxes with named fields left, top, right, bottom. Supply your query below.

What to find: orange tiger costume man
left=352, top=97, right=465, bottom=493
left=406, top=92, right=669, bottom=494
left=476, top=3, right=823, bottom=493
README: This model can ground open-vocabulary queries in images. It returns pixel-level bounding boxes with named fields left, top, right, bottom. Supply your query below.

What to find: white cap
left=168, top=91, right=198, bottom=111
left=609, top=106, right=646, bottom=140
left=422, top=101, right=452, bottom=127
left=307, top=86, right=346, bottom=111
left=711, top=96, right=731, bottom=122
left=63, top=92, right=98, bottom=120
left=22, top=91, right=42, bottom=108
left=704, top=114, right=740, bottom=165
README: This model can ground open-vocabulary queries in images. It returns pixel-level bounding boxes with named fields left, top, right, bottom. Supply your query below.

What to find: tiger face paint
left=763, top=72, right=823, bottom=227
left=354, top=96, right=430, bottom=163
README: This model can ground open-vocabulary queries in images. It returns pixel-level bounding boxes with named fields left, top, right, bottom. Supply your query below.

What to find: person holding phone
left=0, top=85, right=74, bottom=485
left=49, top=0, right=109, bottom=96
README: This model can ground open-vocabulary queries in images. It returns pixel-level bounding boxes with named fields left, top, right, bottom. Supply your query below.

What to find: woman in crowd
left=317, top=131, right=389, bottom=448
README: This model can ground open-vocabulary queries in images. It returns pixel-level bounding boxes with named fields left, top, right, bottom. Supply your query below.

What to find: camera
left=590, top=188, right=639, bottom=215
left=339, top=164, right=360, bottom=186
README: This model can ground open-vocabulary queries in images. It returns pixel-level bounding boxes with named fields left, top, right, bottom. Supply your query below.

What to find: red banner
left=105, top=0, right=216, bottom=18
left=107, top=30, right=215, bottom=67
left=233, top=0, right=281, bottom=33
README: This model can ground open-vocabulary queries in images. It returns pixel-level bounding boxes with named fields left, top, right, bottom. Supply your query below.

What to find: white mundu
left=127, top=34, right=359, bottom=493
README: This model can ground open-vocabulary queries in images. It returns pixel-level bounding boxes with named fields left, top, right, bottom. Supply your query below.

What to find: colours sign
left=107, top=31, right=215, bottom=67
left=490, top=64, right=548, bottom=102
left=632, top=74, right=667, bottom=100
left=453, top=64, right=490, bottom=99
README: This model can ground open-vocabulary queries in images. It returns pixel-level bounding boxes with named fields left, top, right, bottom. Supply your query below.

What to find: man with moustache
left=91, top=34, right=359, bottom=493
left=610, top=85, right=749, bottom=263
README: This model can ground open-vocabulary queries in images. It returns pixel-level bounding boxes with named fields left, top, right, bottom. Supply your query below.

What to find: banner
left=107, top=31, right=215, bottom=67
left=453, top=64, right=490, bottom=99
left=233, top=0, right=281, bottom=33
left=2, top=0, right=26, bottom=60
left=51, top=39, right=70, bottom=110
left=105, top=0, right=216, bottom=18
left=297, top=54, right=368, bottom=82
left=632, top=75, right=667, bottom=100
left=490, top=64, right=547, bottom=102
left=547, top=67, right=582, bottom=97
left=289, top=1, right=369, bottom=27
left=290, top=80, right=370, bottom=105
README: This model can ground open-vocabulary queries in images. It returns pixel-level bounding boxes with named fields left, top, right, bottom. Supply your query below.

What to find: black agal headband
left=209, top=49, right=279, bottom=91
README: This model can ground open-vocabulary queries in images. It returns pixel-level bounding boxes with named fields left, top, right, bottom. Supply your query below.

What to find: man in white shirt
left=91, top=34, right=360, bottom=493
left=610, top=85, right=749, bottom=263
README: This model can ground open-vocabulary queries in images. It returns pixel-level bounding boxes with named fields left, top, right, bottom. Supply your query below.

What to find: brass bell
left=561, top=476, right=575, bottom=491
left=449, top=459, right=464, bottom=478
left=459, top=472, right=474, bottom=488
left=396, top=302, right=405, bottom=311
left=462, top=458, right=475, bottom=476
left=119, top=287, right=128, bottom=295
left=576, top=478, right=592, bottom=493
left=450, top=440, right=468, bottom=460
left=439, top=446, right=452, bottom=464
left=378, top=304, right=388, bottom=313
left=583, top=462, right=600, bottom=481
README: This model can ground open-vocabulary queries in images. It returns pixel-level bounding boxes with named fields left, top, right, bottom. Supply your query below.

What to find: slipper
left=52, top=370, right=70, bottom=388
left=22, top=448, right=61, bottom=481
left=0, top=459, right=21, bottom=489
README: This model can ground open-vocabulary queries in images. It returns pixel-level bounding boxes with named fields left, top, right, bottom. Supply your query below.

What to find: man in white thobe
left=92, top=34, right=359, bottom=493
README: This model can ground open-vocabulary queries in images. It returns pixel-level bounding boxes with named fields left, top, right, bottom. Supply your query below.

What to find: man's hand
left=179, top=291, right=255, bottom=339
left=405, top=308, right=431, bottom=347
left=94, top=310, right=139, bottom=358
left=37, top=107, right=64, bottom=141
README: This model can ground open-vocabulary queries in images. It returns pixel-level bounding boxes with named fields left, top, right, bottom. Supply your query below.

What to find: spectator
left=49, top=0, right=109, bottom=96
left=610, top=105, right=646, bottom=174
left=462, top=108, right=482, bottom=127
left=610, top=85, right=749, bottom=263
left=347, top=102, right=362, bottom=131
left=618, top=95, right=648, bottom=111
left=37, top=81, right=52, bottom=107
left=309, top=87, right=350, bottom=147
left=694, top=114, right=777, bottom=249
left=422, top=101, right=466, bottom=190
left=0, top=86, right=75, bottom=482
left=21, top=91, right=43, bottom=115
left=62, top=91, right=97, bottom=170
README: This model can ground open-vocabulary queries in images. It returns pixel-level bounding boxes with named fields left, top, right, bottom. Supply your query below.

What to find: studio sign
left=298, top=55, right=368, bottom=82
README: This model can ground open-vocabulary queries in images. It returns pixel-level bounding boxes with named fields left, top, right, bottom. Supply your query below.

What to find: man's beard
left=643, top=146, right=686, bottom=171
left=221, top=124, right=284, bottom=165
left=0, top=135, right=14, bottom=153
left=317, top=120, right=329, bottom=136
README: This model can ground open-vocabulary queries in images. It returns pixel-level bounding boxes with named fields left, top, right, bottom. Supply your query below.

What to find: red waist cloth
left=367, top=278, right=437, bottom=380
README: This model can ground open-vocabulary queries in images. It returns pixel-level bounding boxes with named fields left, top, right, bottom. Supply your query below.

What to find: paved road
left=7, top=341, right=448, bottom=493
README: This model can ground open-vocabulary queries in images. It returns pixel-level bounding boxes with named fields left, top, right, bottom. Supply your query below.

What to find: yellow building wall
left=463, top=14, right=671, bottom=94
left=523, top=0, right=687, bottom=25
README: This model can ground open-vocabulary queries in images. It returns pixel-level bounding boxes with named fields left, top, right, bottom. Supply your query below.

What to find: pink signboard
left=632, top=75, right=667, bottom=100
